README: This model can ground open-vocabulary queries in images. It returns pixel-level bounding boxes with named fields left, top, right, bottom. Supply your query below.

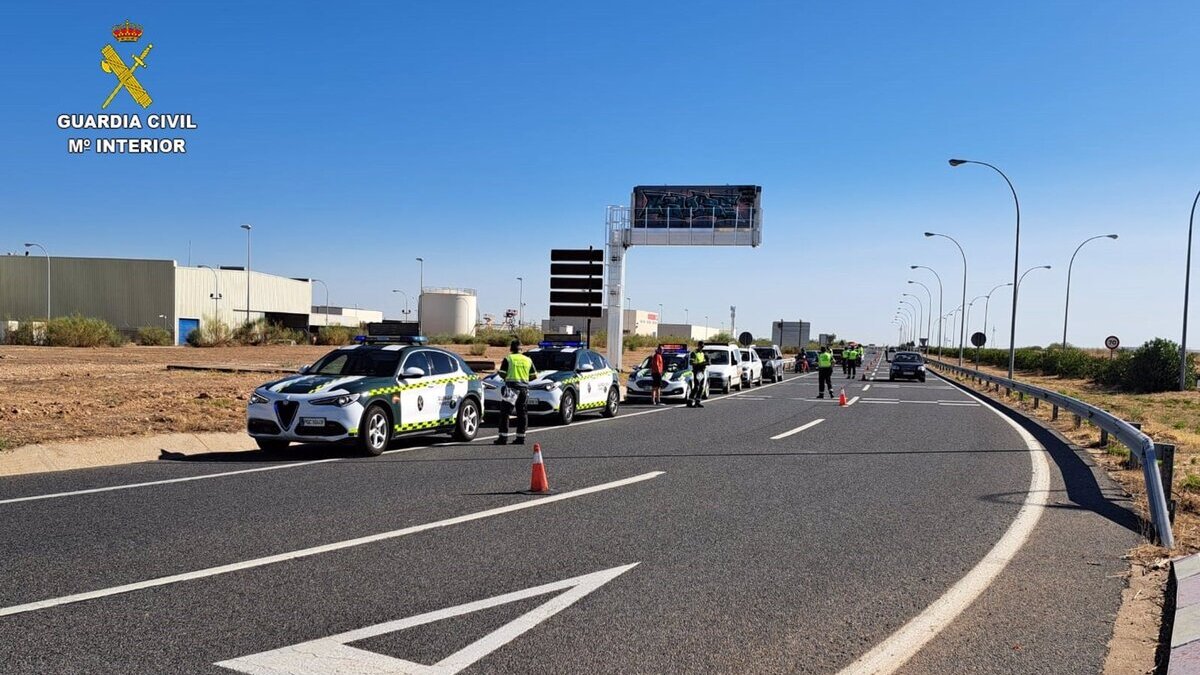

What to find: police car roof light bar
left=658, top=343, right=688, bottom=353
left=355, top=335, right=428, bottom=345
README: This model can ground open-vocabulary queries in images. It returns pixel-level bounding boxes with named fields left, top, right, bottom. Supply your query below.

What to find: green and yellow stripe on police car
left=393, top=417, right=456, bottom=433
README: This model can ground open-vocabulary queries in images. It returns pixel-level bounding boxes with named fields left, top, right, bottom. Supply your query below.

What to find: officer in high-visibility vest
left=845, top=345, right=858, bottom=379
left=495, top=339, right=537, bottom=445
left=817, top=346, right=834, bottom=398
left=688, top=341, right=708, bottom=408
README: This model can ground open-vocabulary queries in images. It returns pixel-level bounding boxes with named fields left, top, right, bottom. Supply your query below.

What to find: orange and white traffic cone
left=838, top=388, right=848, bottom=406
left=530, top=443, right=550, bottom=493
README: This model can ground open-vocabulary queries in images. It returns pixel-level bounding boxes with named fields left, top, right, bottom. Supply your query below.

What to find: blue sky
left=3, top=1, right=1198, bottom=348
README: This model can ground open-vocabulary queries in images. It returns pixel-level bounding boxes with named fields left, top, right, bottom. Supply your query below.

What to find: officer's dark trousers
left=818, top=367, right=833, bottom=395
left=498, top=386, right=529, bottom=439
left=689, top=372, right=705, bottom=405
left=847, top=361, right=857, bottom=378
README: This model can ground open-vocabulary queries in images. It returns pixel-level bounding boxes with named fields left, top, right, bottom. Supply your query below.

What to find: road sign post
left=1105, top=335, right=1120, bottom=360
left=970, top=331, right=986, bottom=369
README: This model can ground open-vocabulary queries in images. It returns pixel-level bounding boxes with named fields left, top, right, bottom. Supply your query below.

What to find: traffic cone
left=838, top=389, right=848, bottom=406
left=530, top=443, right=550, bottom=493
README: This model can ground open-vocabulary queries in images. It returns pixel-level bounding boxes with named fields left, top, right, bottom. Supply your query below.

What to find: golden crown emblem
left=112, top=19, right=143, bottom=43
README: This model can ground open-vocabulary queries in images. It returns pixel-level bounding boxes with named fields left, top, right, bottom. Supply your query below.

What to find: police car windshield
left=528, top=350, right=577, bottom=372
left=311, top=349, right=402, bottom=377
left=641, top=353, right=688, bottom=371
left=703, top=349, right=730, bottom=365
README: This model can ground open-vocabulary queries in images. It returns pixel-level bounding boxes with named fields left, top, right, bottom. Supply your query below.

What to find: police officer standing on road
left=688, top=341, right=707, bottom=408
left=845, top=344, right=858, bottom=379
left=495, top=339, right=537, bottom=445
left=817, top=346, right=834, bottom=398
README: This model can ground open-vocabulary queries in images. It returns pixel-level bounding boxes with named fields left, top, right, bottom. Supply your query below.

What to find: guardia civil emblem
left=100, top=20, right=153, bottom=109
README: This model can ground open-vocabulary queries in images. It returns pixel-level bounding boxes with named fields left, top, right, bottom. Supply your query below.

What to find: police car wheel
left=255, top=438, right=289, bottom=453
left=558, top=391, right=576, bottom=425
left=454, top=397, right=480, bottom=441
left=359, top=405, right=391, bottom=456
left=601, top=387, right=619, bottom=418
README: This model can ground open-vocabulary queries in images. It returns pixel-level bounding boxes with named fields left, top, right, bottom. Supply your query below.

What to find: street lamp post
left=239, top=224, right=252, bottom=325
left=685, top=308, right=689, bottom=324
left=658, top=303, right=664, bottom=324
left=23, top=243, right=49, bottom=320
left=902, top=293, right=924, bottom=345
left=925, top=232, right=967, bottom=365
left=982, top=282, right=1012, bottom=349
left=911, top=265, right=944, bottom=357
left=907, top=280, right=933, bottom=351
left=1176, top=189, right=1195, bottom=389
left=312, top=278, right=330, bottom=329
left=900, top=301, right=919, bottom=341
left=1063, top=234, right=1118, bottom=349
left=516, top=277, right=524, bottom=327
left=415, top=257, right=424, bottom=333
left=391, top=290, right=410, bottom=319
left=198, top=264, right=222, bottom=319
left=949, top=158, right=1021, bottom=378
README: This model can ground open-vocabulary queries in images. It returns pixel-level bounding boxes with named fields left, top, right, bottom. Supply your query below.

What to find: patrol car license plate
left=301, top=417, right=326, bottom=427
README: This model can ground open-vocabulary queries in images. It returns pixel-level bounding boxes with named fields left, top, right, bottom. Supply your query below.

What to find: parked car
left=754, top=344, right=785, bottom=383
left=701, top=344, right=744, bottom=393
left=626, top=344, right=707, bottom=402
left=483, top=339, right=619, bottom=424
left=247, top=333, right=483, bottom=456
left=805, top=350, right=819, bottom=370
left=889, top=351, right=926, bottom=382
left=738, top=348, right=764, bottom=387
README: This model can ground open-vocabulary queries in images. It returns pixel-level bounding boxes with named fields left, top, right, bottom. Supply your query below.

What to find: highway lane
left=0, top=353, right=1140, bottom=673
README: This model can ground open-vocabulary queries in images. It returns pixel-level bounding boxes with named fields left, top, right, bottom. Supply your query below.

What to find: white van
left=702, top=344, right=745, bottom=393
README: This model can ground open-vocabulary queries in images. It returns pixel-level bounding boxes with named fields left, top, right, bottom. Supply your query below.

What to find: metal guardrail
left=928, top=359, right=1175, bottom=549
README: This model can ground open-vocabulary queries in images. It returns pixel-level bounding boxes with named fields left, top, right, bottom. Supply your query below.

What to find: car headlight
left=310, top=393, right=361, bottom=407
left=250, top=391, right=269, bottom=405
left=531, top=381, right=560, bottom=391
left=918, top=365, right=926, bottom=371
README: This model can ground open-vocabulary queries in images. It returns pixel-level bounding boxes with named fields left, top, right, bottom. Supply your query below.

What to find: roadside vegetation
left=4, top=315, right=126, bottom=347
left=961, top=339, right=1195, bottom=393
left=135, top=326, right=173, bottom=346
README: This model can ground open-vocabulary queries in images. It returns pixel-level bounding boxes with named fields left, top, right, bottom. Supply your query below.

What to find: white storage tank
left=419, top=287, right=477, bottom=336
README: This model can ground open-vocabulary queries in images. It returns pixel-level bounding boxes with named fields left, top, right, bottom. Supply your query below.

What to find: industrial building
left=657, top=323, right=722, bottom=341
left=0, top=255, right=381, bottom=344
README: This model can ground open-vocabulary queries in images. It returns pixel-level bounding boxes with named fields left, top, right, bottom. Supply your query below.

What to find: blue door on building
left=178, top=318, right=200, bottom=345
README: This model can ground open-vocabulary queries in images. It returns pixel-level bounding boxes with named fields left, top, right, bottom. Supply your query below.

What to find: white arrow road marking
left=215, top=563, right=639, bottom=674
left=770, top=419, right=825, bottom=440
left=0, top=472, right=663, bottom=618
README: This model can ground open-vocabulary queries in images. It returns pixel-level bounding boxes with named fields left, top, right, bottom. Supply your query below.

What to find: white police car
left=625, top=344, right=706, bottom=402
left=483, top=336, right=620, bottom=424
left=247, top=325, right=484, bottom=456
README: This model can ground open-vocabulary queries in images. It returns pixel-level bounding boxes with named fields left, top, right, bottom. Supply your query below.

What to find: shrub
left=468, top=343, right=487, bottom=356
left=4, top=321, right=41, bottom=345
left=1125, top=338, right=1193, bottom=393
left=514, top=325, right=544, bottom=345
left=187, top=316, right=234, bottom=347
left=45, top=315, right=124, bottom=347
left=316, top=325, right=356, bottom=345
left=231, top=318, right=304, bottom=346
left=709, top=332, right=733, bottom=344
left=136, top=326, right=173, bottom=346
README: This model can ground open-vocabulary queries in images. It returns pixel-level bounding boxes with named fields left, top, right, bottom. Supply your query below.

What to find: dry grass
left=935, top=359, right=1200, bottom=556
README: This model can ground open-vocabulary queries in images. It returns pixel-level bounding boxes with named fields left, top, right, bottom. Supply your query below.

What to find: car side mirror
left=298, top=365, right=310, bottom=374
left=579, top=363, right=595, bottom=372
left=401, top=366, right=426, bottom=378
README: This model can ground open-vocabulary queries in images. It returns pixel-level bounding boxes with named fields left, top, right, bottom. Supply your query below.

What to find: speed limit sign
left=1105, top=335, right=1120, bottom=350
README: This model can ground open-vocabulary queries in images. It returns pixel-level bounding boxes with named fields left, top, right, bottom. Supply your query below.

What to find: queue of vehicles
left=245, top=324, right=916, bottom=456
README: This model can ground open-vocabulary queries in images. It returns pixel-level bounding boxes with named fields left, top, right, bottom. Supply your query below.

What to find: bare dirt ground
left=0, top=344, right=656, bottom=452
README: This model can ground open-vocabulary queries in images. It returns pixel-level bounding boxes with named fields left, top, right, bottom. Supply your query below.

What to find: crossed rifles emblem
left=100, top=43, right=154, bottom=109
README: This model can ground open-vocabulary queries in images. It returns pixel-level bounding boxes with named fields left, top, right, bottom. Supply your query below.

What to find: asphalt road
left=0, top=349, right=1142, bottom=673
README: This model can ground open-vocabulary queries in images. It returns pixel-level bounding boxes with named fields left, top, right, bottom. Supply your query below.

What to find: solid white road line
left=769, top=419, right=825, bottom=440
left=862, top=384, right=871, bottom=391
left=845, top=396, right=860, bottom=407
left=0, top=471, right=665, bottom=618
left=836, top=375, right=1049, bottom=675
